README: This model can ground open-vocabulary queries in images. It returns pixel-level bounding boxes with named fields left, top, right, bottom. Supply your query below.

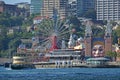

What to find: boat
left=10, top=47, right=85, bottom=69
left=33, top=49, right=85, bottom=68
left=11, top=52, right=34, bottom=69
left=4, top=62, right=11, bottom=69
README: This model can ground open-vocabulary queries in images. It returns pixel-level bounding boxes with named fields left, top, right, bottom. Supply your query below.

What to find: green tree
left=83, top=9, right=96, bottom=20
left=114, top=26, right=120, bottom=37
left=68, top=15, right=84, bottom=37
left=0, top=13, right=24, bottom=27
left=0, top=26, right=8, bottom=51
left=8, top=38, right=21, bottom=57
left=106, top=51, right=117, bottom=61
left=92, top=25, right=105, bottom=37
left=22, top=14, right=39, bottom=26
left=112, top=31, right=118, bottom=44
left=10, top=16, right=24, bottom=27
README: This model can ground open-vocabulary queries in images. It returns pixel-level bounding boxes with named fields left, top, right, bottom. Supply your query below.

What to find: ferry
left=33, top=49, right=85, bottom=68
left=11, top=52, right=34, bottom=69
left=11, top=48, right=85, bottom=69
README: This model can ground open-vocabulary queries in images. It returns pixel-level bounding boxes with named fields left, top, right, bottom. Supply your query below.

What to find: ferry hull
left=11, top=64, right=34, bottom=70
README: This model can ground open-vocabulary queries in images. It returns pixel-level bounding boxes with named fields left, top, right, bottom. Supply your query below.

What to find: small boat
left=4, top=62, right=11, bottom=68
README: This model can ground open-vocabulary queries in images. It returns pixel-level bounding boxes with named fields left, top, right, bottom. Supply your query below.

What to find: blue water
left=0, top=67, right=120, bottom=80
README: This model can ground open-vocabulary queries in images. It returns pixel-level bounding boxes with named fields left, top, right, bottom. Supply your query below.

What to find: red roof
left=34, top=16, right=49, bottom=20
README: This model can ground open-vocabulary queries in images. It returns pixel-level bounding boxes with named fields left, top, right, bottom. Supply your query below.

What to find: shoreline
left=1, top=58, right=120, bottom=69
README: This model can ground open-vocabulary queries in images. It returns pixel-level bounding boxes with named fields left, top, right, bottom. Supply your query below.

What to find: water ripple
left=0, top=67, right=120, bottom=80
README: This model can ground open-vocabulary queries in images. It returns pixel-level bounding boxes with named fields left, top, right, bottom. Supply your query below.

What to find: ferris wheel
left=32, top=10, right=71, bottom=52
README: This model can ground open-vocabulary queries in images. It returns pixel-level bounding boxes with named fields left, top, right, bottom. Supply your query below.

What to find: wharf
left=107, top=62, right=120, bottom=68
left=33, top=61, right=120, bottom=69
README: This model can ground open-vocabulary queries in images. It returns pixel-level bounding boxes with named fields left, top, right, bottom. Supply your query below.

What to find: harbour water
left=0, top=67, right=120, bottom=80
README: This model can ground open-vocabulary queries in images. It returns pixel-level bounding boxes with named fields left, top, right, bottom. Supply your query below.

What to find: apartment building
left=41, top=0, right=69, bottom=18
left=30, top=0, right=43, bottom=14
left=97, top=0, right=120, bottom=20
left=77, top=0, right=96, bottom=17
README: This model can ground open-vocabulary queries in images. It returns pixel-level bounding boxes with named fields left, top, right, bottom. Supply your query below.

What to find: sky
left=1, top=0, right=31, bottom=4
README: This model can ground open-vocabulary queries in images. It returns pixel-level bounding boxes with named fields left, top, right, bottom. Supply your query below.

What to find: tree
left=0, top=13, right=24, bottom=27
left=83, top=9, right=96, bottom=20
left=106, top=51, right=117, bottom=61
left=92, top=25, right=105, bottom=37
left=68, top=15, right=84, bottom=37
left=22, top=13, right=39, bottom=26
left=0, top=26, right=8, bottom=51
left=114, top=26, right=120, bottom=37
left=8, top=38, right=21, bottom=57
left=112, top=31, right=118, bottom=44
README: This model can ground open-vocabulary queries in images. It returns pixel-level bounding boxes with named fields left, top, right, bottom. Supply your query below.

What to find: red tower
left=49, top=8, right=58, bottom=51
left=85, top=35, right=92, bottom=57
left=104, top=21, right=112, bottom=54
left=104, top=36, right=112, bottom=54
left=84, top=21, right=92, bottom=57
left=50, top=35, right=58, bottom=51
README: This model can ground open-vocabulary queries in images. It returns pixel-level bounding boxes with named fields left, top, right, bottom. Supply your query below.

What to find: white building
left=97, top=0, right=120, bottom=20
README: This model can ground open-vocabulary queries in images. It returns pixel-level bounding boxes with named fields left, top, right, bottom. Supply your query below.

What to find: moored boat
left=11, top=52, right=34, bottom=69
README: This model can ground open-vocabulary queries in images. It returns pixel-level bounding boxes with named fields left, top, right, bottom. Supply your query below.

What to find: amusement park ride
left=11, top=8, right=86, bottom=69
left=11, top=8, right=120, bottom=69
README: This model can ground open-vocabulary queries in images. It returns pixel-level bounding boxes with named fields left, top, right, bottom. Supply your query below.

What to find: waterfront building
left=33, top=16, right=44, bottom=24
left=30, top=0, right=43, bottom=14
left=86, top=57, right=110, bottom=67
left=41, top=0, right=69, bottom=18
left=84, top=20, right=112, bottom=57
left=76, top=0, right=96, bottom=17
left=97, top=0, right=120, bottom=20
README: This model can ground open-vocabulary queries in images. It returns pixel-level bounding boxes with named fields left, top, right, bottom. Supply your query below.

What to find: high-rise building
left=69, top=0, right=76, bottom=4
left=97, top=0, right=120, bottom=20
left=30, top=0, right=43, bottom=14
left=41, top=0, right=68, bottom=18
left=77, top=0, right=96, bottom=17
left=68, top=1, right=77, bottom=16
